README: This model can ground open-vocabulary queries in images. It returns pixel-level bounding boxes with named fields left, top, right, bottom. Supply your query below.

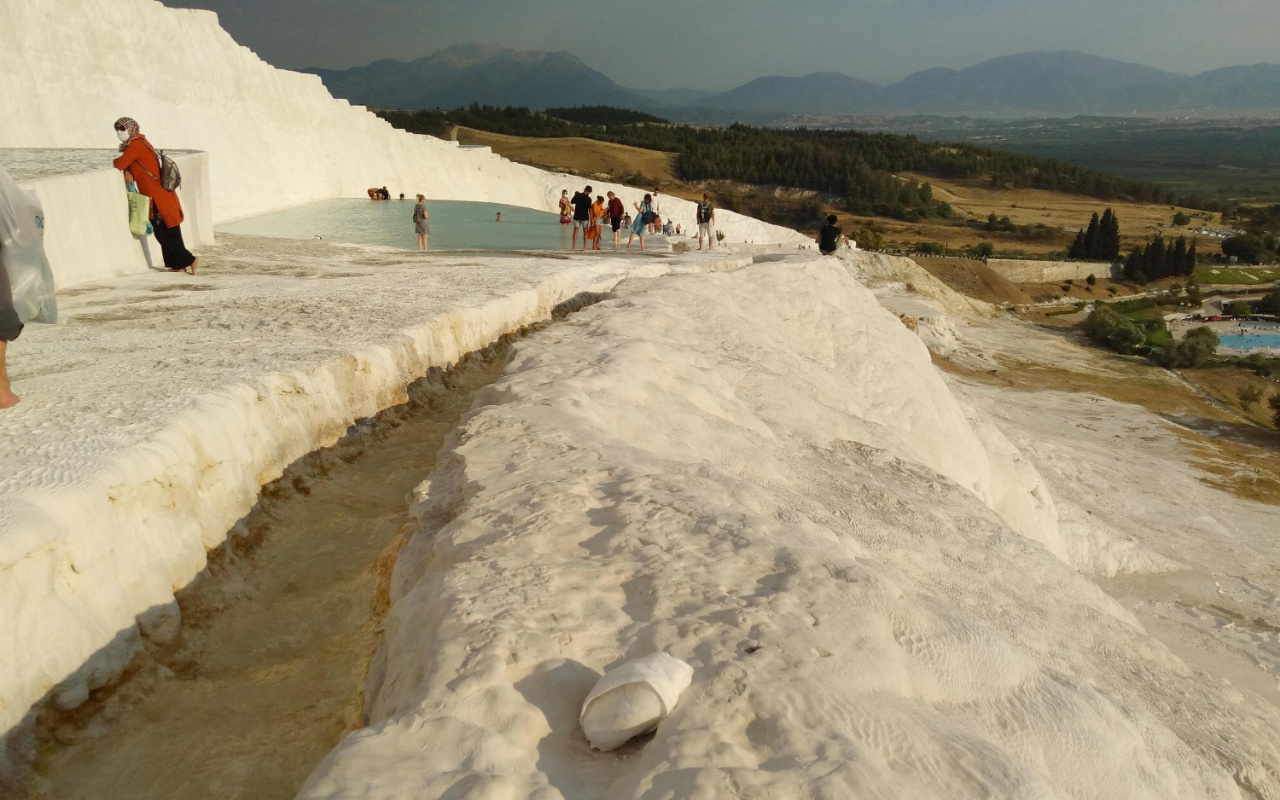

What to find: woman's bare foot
left=186, top=257, right=200, bottom=275
left=0, top=387, right=18, bottom=410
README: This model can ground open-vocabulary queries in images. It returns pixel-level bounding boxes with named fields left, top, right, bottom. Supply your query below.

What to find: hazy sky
left=169, top=0, right=1280, bottom=89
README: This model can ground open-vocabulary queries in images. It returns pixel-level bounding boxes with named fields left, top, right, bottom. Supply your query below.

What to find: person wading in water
left=413, top=194, right=430, bottom=250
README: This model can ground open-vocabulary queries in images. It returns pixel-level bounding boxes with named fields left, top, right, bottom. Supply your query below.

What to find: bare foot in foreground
left=186, top=257, right=200, bottom=275
left=0, top=388, right=19, bottom=410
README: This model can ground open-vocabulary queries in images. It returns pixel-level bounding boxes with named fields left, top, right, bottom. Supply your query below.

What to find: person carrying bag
left=112, top=117, right=199, bottom=274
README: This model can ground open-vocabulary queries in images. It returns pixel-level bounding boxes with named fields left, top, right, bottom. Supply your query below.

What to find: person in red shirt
left=606, top=191, right=625, bottom=247
left=112, top=118, right=198, bottom=274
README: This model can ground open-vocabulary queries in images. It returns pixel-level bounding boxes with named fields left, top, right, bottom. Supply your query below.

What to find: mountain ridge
left=305, top=47, right=1280, bottom=116
left=303, top=44, right=648, bottom=111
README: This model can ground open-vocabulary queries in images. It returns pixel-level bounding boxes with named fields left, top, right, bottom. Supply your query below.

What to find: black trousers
left=0, top=261, right=23, bottom=342
left=152, top=216, right=196, bottom=271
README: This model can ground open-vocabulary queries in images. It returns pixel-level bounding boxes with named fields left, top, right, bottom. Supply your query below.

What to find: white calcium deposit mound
left=299, top=258, right=1280, bottom=799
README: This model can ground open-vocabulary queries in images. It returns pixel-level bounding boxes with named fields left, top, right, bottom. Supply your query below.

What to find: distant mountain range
left=304, top=44, right=647, bottom=111
left=305, top=47, right=1280, bottom=117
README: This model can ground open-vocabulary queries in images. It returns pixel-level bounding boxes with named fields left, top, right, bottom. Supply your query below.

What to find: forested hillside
left=380, top=105, right=1195, bottom=222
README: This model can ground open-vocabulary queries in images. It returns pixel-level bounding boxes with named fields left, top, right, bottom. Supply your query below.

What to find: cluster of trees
left=1067, top=209, right=1122, bottom=261
left=1121, top=235, right=1198, bottom=284
left=1260, top=287, right=1280, bottom=313
left=544, top=106, right=668, bottom=126
left=1221, top=233, right=1279, bottom=264
left=851, top=228, right=885, bottom=250
left=1083, top=304, right=1219, bottom=367
left=376, top=104, right=667, bottom=138
left=377, top=105, right=1198, bottom=223
left=1153, top=327, right=1219, bottom=369
left=1220, top=204, right=1280, bottom=264
left=1223, top=204, right=1280, bottom=232
left=980, top=213, right=1057, bottom=242
left=636, top=125, right=957, bottom=221
left=1082, top=304, right=1148, bottom=354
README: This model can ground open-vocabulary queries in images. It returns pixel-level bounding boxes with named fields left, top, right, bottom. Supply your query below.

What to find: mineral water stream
left=29, top=348, right=510, bottom=800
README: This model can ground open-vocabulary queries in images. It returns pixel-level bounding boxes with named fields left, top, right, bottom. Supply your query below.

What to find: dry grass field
left=455, top=127, right=682, bottom=188
left=901, top=173, right=1220, bottom=250
left=912, top=257, right=1037, bottom=305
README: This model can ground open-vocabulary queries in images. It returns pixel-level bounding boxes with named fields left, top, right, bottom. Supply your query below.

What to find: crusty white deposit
left=299, top=257, right=1280, bottom=799
left=0, top=235, right=750, bottom=777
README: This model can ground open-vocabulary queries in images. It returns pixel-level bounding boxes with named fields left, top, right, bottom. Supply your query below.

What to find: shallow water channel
left=29, top=346, right=511, bottom=800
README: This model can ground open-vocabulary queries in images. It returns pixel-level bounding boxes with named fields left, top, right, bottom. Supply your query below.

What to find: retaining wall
left=16, top=153, right=214, bottom=287
left=988, top=259, right=1118, bottom=283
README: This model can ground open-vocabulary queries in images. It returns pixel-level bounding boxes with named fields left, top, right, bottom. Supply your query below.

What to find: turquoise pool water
left=218, top=199, right=576, bottom=251
left=1218, top=333, right=1280, bottom=350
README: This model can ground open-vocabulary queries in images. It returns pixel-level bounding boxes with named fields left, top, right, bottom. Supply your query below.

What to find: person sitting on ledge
left=818, top=214, right=847, bottom=256
left=113, top=117, right=198, bottom=275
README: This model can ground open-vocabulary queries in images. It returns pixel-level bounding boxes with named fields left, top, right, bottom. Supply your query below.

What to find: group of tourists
left=561, top=186, right=626, bottom=251
left=557, top=187, right=719, bottom=252
left=367, top=187, right=393, bottom=200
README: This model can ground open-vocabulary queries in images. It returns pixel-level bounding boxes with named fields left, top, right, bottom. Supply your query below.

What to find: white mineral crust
left=299, top=258, right=1280, bottom=799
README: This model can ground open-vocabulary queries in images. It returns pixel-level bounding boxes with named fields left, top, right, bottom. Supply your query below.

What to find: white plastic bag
left=0, top=164, right=58, bottom=324
left=579, top=652, right=694, bottom=751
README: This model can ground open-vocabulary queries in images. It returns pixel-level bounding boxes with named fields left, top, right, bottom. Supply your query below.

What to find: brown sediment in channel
left=21, top=335, right=523, bottom=800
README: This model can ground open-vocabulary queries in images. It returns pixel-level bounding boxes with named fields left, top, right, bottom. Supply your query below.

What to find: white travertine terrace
left=2, top=0, right=1277, bottom=797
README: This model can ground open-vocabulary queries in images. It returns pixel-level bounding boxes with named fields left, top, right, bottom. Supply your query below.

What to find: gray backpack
left=139, top=141, right=182, bottom=192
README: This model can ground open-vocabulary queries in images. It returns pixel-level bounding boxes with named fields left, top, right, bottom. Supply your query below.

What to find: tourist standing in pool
left=627, top=194, right=655, bottom=251
left=413, top=194, right=429, bottom=250
left=590, top=195, right=606, bottom=251
left=558, top=190, right=572, bottom=225
left=570, top=185, right=593, bottom=251
left=113, top=117, right=198, bottom=274
left=607, top=192, right=625, bottom=247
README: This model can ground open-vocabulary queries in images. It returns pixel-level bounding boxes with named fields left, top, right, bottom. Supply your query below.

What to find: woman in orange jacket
left=112, top=117, right=198, bottom=274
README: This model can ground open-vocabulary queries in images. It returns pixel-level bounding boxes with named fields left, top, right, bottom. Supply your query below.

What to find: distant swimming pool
left=1218, top=334, right=1280, bottom=350
left=218, top=199, right=573, bottom=251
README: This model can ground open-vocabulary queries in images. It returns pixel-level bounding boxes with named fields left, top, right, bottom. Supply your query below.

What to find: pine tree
left=1069, top=230, right=1087, bottom=259
left=1100, top=208, right=1121, bottom=261
left=1185, top=239, right=1198, bottom=275
left=1171, top=237, right=1187, bottom=279
left=1124, top=247, right=1146, bottom=283
left=1144, top=235, right=1167, bottom=279
left=1084, top=213, right=1102, bottom=259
